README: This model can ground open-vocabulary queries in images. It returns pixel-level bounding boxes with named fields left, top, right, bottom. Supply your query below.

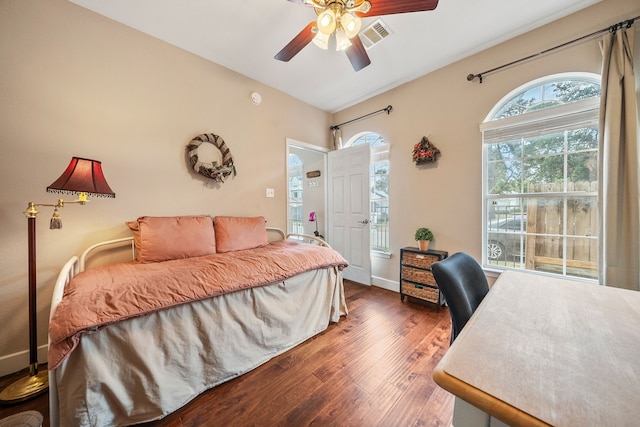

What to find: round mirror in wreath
left=186, top=133, right=236, bottom=183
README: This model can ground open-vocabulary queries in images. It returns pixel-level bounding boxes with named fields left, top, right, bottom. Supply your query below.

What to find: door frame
left=285, top=138, right=329, bottom=237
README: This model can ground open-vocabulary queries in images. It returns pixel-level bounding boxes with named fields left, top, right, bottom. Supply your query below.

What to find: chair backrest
left=431, top=252, right=489, bottom=342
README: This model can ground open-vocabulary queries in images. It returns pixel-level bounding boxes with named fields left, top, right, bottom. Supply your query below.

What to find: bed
left=47, top=215, right=348, bottom=427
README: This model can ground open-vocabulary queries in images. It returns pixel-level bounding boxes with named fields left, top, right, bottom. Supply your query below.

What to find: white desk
left=433, top=270, right=640, bottom=426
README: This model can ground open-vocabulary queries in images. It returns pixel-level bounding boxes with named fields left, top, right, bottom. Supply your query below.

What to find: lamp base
left=0, top=368, right=48, bottom=404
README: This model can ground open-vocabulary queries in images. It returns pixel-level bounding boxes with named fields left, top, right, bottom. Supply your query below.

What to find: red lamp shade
left=46, top=157, right=115, bottom=197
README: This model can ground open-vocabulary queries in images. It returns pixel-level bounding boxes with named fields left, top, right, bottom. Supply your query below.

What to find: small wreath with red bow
left=412, top=136, right=441, bottom=165
left=187, top=133, right=236, bottom=182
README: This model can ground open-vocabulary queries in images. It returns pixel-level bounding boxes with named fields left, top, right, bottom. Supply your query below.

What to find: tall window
left=288, top=154, right=304, bottom=234
left=481, top=74, right=601, bottom=280
left=349, top=133, right=390, bottom=253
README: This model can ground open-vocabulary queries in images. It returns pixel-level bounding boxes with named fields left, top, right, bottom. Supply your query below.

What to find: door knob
left=358, top=219, right=370, bottom=225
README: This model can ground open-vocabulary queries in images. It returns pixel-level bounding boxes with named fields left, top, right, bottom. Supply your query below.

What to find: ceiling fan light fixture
left=312, top=31, right=330, bottom=49
left=335, top=29, right=352, bottom=51
left=278, top=0, right=436, bottom=71
left=317, top=9, right=336, bottom=34
left=349, top=0, right=371, bottom=14
left=340, top=12, right=361, bottom=38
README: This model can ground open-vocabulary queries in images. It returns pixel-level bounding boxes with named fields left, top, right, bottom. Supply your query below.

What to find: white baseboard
left=371, top=276, right=398, bottom=293
left=0, top=345, right=48, bottom=377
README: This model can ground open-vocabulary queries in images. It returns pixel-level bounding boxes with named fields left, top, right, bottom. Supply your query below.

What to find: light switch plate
left=266, top=188, right=275, bottom=198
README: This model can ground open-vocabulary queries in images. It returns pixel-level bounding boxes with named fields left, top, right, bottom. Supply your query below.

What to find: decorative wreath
left=186, top=133, right=237, bottom=183
left=412, top=136, right=441, bottom=165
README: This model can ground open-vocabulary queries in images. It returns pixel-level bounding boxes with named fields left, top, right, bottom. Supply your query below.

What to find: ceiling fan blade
left=357, top=0, right=439, bottom=17
left=345, top=36, right=371, bottom=71
left=287, top=0, right=311, bottom=5
left=275, top=22, right=317, bottom=62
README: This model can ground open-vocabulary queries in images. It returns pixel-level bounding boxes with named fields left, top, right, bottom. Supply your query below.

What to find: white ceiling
left=69, top=0, right=600, bottom=112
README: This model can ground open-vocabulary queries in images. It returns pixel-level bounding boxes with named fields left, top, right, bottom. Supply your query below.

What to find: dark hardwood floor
left=0, top=280, right=454, bottom=426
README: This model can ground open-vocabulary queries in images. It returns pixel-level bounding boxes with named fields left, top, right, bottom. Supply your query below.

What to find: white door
left=328, top=144, right=371, bottom=284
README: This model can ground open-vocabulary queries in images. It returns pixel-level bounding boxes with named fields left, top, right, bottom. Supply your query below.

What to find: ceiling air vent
left=360, top=19, right=393, bottom=49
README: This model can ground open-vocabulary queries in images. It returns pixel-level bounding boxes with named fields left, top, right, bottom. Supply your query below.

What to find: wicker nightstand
left=400, top=247, right=448, bottom=306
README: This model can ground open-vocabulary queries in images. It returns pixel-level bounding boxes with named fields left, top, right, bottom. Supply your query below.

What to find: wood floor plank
left=311, top=291, right=428, bottom=384
left=377, top=328, right=452, bottom=426
left=350, top=308, right=447, bottom=394
left=346, top=324, right=449, bottom=426
left=0, top=280, right=454, bottom=427
left=416, top=385, right=456, bottom=427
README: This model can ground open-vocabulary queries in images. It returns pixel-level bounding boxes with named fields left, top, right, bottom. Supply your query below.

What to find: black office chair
left=431, top=252, right=490, bottom=343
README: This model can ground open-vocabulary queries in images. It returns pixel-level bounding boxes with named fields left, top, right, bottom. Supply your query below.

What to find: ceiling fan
left=275, top=0, right=440, bottom=71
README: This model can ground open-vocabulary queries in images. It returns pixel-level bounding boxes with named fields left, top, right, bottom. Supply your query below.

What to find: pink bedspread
left=48, top=240, right=348, bottom=369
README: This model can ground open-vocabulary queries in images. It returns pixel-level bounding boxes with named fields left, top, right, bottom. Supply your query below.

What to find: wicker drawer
left=401, top=251, right=440, bottom=269
left=401, top=281, right=440, bottom=304
left=401, top=266, right=437, bottom=286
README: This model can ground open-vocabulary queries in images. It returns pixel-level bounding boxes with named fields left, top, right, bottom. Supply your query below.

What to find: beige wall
left=0, top=0, right=332, bottom=375
left=1, top=0, right=638, bottom=375
left=333, top=0, right=639, bottom=289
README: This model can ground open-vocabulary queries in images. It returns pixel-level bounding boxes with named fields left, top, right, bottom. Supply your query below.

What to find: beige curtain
left=331, top=127, right=343, bottom=150
left=599, top=25, right=640, bottom=290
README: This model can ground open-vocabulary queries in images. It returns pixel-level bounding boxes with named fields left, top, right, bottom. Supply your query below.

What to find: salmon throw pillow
left=126, top=215, right=216, bottom=262
left=213, top=216, right=268, bottom=253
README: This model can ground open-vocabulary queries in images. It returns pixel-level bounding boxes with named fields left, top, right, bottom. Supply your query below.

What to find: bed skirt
left=50, top=266, right=347, bottom=427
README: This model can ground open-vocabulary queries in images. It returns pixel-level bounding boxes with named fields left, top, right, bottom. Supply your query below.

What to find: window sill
left=483, top=264, right=599, bottom=285
left=372, top=250, right=391, bottom=259
left=482, top=267, right=502, bottom=280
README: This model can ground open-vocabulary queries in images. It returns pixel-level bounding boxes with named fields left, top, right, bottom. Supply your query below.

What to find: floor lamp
left=0, top=157, right=115, bottom=403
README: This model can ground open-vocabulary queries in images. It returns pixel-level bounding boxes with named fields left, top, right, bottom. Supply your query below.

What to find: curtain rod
left=467, top=15, right=639, bottom=84
left=330, top=105, right=393, bottom=130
